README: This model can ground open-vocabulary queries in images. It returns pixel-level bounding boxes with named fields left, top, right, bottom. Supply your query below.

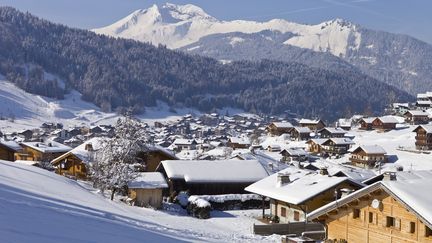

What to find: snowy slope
left=0, top=161, right=274, bottom=242
left=0, top=78, right=201, bottom=132
left=93, top=3, right=361, bottom=57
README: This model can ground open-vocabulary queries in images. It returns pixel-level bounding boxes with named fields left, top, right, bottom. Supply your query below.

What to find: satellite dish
left=371, top=199, right=381, bottom=209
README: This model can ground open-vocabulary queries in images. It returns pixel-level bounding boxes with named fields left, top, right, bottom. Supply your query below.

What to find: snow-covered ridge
left=93, top=3, right=361, bottom=57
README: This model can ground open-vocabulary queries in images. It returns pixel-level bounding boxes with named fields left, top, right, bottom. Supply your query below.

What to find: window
left=409, top=222, right=416, bottom=234
left=353, top=209, right=360, bottom=219
left=281, top=207, right=286, bottom=217
left=386, top=216, right=395, bottom=227
left=294, top=211, right=300, bottom=221
left=368, top=212, right=374, bottom=223
left=426, top=226, right=432, bottom=237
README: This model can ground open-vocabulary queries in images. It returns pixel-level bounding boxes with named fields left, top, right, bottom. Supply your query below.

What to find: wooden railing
left=253, top=221, right=325, bottom=239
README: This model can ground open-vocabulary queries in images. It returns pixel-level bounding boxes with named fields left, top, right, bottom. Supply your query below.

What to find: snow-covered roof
left=148, top=145, right=178, bottom=159
left=327, top=138, right=355, bottom=145
left=281, top=148, right=308, bottom=157
left=351, top=145, right=386, bottom=155
left=0, top=140, right=22, bottom=151
left=271, top=122, right=293, bottom=128
left=417, top=93, right=428, bottom=99
left=173, top=139, right=196, bottom=145
left=377, top=116, right=399, bottom=124
left=319, top=127, right=347, bottom=135
left=293, top=126, right=311, bottom=133
left=229, top=136, right=251, bottom=145
left=299, top=119, right=322, bottom=125
left=405, top=110, right=429, bottom=116
left=413, top=125, right=432, bottom=134
left=51, top=137, right=104, bottom=164
left=308, top=138, right=328, bottom=145
left=361, top=117, right=376, bottom=123
left=128, top=172, right=168, bottom=189
left=392, top=103, right=409, bottom=108
left=245, top=167, right=354, bottom=205
left=417, top=100, right=432, bottom=105
left=161, top=159, right=268, bottom=183
left=337, top=119, right=352, bottom=127
left=22, top=140, right=71, bottom=153
left=308, top=171, right=432, bottom=228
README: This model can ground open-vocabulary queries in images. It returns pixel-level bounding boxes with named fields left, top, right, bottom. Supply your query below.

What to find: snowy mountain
left=94, top=3, right=432, bottom=95
left=93, top=4, right=361, bottom=58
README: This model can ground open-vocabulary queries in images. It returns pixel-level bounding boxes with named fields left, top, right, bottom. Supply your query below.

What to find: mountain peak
left=161, top=3, right=217, bottom=22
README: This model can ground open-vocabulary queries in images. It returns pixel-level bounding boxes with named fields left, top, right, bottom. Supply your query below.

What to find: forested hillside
left=0, top=7, right=413, bottom=120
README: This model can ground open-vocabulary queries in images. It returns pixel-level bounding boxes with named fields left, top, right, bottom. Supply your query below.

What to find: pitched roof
left=161, top=159, right=268, bottom=183
left=22, top=141, right=71, bottom=153
left=271, top=122, right=293, bottom=128
left=299, top=119, right=322, bottom=125
left=128, top=172, right=168, bottom=189
left=0, top=140, right=22, bottom=151
left=326, top=138, right=355, bottom=145
left=245, top=167, right=356, bottom=205
left=404, top=110, right=429, bottom=116
left=351, top=145, right=386, bottom=154
left=319, top=127, right=347, bottom=135
left=377, top=116, right=399, bottom=124
left=51, top=137, right=104, bottom=164
left=413, top=125, right=432, bottom=133
left=307, top=171, right=432, bottom=229
left=293, top=126, right=311, bottom=133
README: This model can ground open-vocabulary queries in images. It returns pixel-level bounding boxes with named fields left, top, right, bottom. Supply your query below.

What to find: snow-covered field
left=0, top=161, right=276, bottom=243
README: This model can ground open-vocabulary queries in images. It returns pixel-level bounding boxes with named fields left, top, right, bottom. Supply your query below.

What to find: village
left=1, top=92, right=432, bottom=243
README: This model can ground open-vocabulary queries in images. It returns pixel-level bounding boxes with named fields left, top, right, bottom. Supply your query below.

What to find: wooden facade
left=271, top=181, right=359, bottom=224
left=311, top=189, right=432, bottom=243
left=15, top=145, right=68, bottom=162
left=413, top=126, right=432, bottom=150
left=299, top=120, right=325, bottom=131
left=53, top=153, right=87, bottom=179
left=128, top=188, right=164, bottom=209
left=0, top=143, right=19, bottom=161
left=266, top=123, right=293, bottom=136
left=404, top=111, right=429, bottom=125
left=350, top=148, right=386, bottom=168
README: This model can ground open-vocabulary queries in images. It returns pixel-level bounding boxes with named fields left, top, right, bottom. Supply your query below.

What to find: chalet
left=360, top=117, right=398, bottom=131
left=321, top=138, right=355, bottom=155
left=267, top=144, right=281, bottom=152
left=16, top=140, right=71, bottom=162
left=318, top=127, right=347, bottom=138
left=404, top=110, right=429, bottom=125
left=392, top=103, right=410, bottom=115
left=416, top=100, right=432, bottom=109
left=307, top=171, right=432, bottom=243
left=0, top=140, right=22, bottom=161
left=266, top=122, right=294, bottom=136
left=349, top=145, right=387, bottom=168
left=280, top=148, right=308, bottom=162
left=359, top=117, right=375, bottom=130
left=298, top=119, right=326, bottom=131
left=51, top=137, right=102, bottom=179
left=172, top=139, right=197, bottom=151
left=128, top=172, right=168, bottom=209
left=290, top=127, right=311, bottom=141
left=158, top=159, right=268, bottom=196
left=307, top=139, right=328, bottom=154
left=227, top=137, right=251, bottom=149
left=413, top=125, right=432, bottom=150
left=245, top=167, right=362, bottom=223
left=337, top=118, right=352, bottom=131
left=144, top=146, right=179, bottom=172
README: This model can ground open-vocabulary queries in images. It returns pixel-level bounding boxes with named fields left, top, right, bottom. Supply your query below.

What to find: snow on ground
left=0, top=161, right=274, bottom=242
left=0, top=79, right=253, bottom=132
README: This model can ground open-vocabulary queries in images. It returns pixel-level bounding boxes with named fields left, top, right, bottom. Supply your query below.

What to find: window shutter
left=395, top=218, right=401, bottom=230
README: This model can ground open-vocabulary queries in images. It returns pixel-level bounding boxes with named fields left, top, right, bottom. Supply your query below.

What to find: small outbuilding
left=128, top=172, right=168, bottom=209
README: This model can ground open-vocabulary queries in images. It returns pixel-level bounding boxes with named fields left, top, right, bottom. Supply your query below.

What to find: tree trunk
left=110, top=188, right=116, bottom=201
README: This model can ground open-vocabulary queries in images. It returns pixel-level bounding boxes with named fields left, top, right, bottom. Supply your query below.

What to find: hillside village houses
left=2, top=91, right=432, bottom=241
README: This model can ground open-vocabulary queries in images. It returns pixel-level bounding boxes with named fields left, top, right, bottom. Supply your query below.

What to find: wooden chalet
left=290, top=127, right=311, bottom=141
left=245, top=167, right=362, bottom=223
left=298, top=119, right=325, bottom=131
left=158, top=159, right=268, bottom=196
left=128, top=172, right=168, bottom=209
left=228, top=137, right=251, bottom=149
left=360, top=117, right=398, bottom=131
left=15, top=140, right=71, bottom=162
left=321, top=138, right=355, bottom=155
left=0, top=140, right=22, bottom=161
left=307, top=171, right=432, bottom=243
left=337, top=118, right=352, bottom=131
left=318, top=127, right=347, bottom=138
left=349, top=145, right=387, bottom=168
left=307, top=139, right=328, bottom=154
left=413, top=125, right=432, bottom=150
left=280, top=148, right=308, bottom=162
left=404, top=110, right=429, bottom=125
left=266, top=122, right=294, bottom=136
left=172, top=139, right=197, bottom=151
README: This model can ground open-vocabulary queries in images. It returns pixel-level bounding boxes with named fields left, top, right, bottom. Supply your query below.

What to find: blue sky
left=1, top=0, right=431, bottom=44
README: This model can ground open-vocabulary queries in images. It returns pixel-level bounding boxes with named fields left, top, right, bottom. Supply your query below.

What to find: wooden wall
left=322, top=192, right=432, bottom=243
left=129, top=188, right=163, bottom=209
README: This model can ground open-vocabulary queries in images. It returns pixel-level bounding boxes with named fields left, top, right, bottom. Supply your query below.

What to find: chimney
left=48, top=143, right=52, bottom=147
left=383, top=171, right=397, bottom=181
left=320, top=167, right=329, bottom=176
left=340, top=188, right=354, bottom=198
left=277, top=173, right=291, bottom=187
left=85, top=143, right=93, bottom=151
